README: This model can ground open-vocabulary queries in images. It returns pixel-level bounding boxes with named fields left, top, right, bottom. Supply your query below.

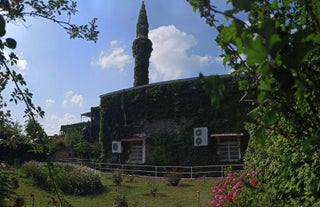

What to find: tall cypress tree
left=132, top=1, right=153, bottom=87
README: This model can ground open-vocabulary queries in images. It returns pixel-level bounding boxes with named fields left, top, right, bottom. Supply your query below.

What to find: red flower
left=52, top=199, right=58, bottom=205
left=226, top=194, right=233, bottom=203
left=250, top=179, right=259, bottom=186
left=30, top=193, right=35, bottom=198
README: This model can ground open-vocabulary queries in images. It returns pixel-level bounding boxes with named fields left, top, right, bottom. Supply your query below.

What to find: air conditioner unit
left=194, top=127, right=208, bottom=146
left=112, top=141, right=122, bottom=153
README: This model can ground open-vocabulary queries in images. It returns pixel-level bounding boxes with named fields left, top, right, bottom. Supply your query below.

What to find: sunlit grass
left=17, top=172, right=215, bottom=207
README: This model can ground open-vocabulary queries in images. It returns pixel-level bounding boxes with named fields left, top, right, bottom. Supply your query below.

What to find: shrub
left=112, top=169, right=123, bottom=186
left=208, top=167, right=260, bottom=207
left=0, top=163, right=17, bottom=206
left=148, top=182, right=158, bottom=197
left=56, top=163, right=104, bottom=195
left=23, top=161, right=50, bottom=188
left=166, top=171, right=181, bottom=186
left=128, top=174, right=135, bottom=183
left=113, top=193, right=128, bottom=207
left=22, top=161, right=104, bottom=195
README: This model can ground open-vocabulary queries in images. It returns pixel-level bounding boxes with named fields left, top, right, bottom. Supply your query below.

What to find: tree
left=0, top=1, right=99, bottom=206
left=25, top=118, right=44, bottom=139
left=0, top=0, right=98, bottom=124
left=188, top=0, right=320, bottom=206
left=132, top=1, right=152, bottom=87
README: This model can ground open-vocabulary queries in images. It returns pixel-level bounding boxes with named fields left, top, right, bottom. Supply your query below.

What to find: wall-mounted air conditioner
left=112, top=141, right=122, bottom=153
left=194, top=127, right=208, bottom=146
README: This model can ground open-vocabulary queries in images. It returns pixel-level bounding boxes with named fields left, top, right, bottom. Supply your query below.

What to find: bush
left=148, top=182, right=158, bottom=197
left=112, top=169, right=123, bottom=186
left=23, top=161, right=50, bottom=188
left=113, top=193, right=128, bottom=207
left=166, top=171, right=181, bottom=186
left=22, top=161, right=104, bottom=195
left=0, top=163, right=18, bottom=206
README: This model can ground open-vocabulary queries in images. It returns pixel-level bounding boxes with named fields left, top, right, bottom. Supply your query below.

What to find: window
left=217, top=136, right=241, bottom=162
left=128, top=140, right=145, bottom=163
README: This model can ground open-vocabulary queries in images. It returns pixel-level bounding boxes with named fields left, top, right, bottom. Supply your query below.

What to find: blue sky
left=5, top=0, right=231, bottom=135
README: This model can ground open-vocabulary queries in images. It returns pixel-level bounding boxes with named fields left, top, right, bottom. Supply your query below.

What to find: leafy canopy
left=188, top=0, right=320, bottom=206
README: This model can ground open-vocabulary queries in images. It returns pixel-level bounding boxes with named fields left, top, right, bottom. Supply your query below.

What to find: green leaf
left=0, top=15, right=6, bottom=37
left=244, top=36, right=268, bottom=65
left=254, top=126, right=267, bottom=145
left=232, top=0, right=251, bottom=11
left=5, top=38, right=17, bottom=49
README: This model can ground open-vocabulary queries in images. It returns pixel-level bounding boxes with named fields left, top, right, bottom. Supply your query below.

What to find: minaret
left=132, top=1, right=153, bottom=87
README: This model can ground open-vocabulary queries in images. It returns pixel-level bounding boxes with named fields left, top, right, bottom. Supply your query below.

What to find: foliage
left=0, top=163, right=18, bottom=206
left=188, top=0, right=320, bottom=205
left=208, top=167, right=259, bottom=207
left=99, top=76, right=248, bottom=164
left=165, top=170, right=181, bottom=186
left=24, top=119, right=45, bottom=139
left=242, top=123, right=320, bottom=207
left=111, top=169, right=123, bottom=187
left=112, top=193, right=128, bottom=207
left=132, top=38, right=152, bottom=86
left=148, top=182, right=158, bottom=197
left=64, top=129, right=83, bottom=147
left=132, top=2, right=152, bottom=86
left=0, top=1, right=99, bottom=206
left=49, top=136, right=67, bottom=152
left=22, top=161, right=104, bottom=195
left=17, top=173, right=214, bottom=207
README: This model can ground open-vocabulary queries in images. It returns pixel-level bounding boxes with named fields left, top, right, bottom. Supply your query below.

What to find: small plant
left=112, top=169, right=123, bottom=187
left=113, top=192, right=128, bottom=207
left=128, top=174, right=135, bottom=183
left=166, top=170, right=181, bottom=186
left=148, top=182, right=158, bottom=197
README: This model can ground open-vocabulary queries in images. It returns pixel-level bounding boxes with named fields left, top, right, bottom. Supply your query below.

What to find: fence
left=57, top=158, right=244, bottom=178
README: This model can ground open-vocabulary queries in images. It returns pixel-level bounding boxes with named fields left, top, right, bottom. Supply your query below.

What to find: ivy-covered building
left=60, top=2, right=251, bottom=165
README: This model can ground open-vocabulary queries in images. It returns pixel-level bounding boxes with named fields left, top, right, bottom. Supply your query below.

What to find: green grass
left=16, top=172, right=215, bottom=207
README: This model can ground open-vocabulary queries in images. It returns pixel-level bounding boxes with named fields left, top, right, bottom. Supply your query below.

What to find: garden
left=2, top=161, right=217, bottom=207
left=1, top=0, right=320, bottom=206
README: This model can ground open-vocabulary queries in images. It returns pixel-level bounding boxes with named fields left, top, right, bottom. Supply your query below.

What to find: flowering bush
left=22, top=161, right=104, bottom=195
left=208, top=167, right=259, bottom=207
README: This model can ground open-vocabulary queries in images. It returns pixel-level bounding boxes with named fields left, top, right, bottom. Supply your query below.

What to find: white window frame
left=217, top=136, right=241, bottom=162
left=127, top=140, right=146, bottom=164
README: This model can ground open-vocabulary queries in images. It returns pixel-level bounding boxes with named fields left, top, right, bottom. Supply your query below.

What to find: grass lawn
left=16, top=172, right=215, bottom=207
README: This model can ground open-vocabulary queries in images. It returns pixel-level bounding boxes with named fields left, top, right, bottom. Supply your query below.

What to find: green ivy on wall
left=99, top=75, right=251, bottom=164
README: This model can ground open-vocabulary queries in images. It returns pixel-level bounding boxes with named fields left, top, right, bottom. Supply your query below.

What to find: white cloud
left=63, top=90, right=84, bottom=108
left=17, top=58, right=27, bottom=71
left=149, top=25, right=215, bottom=82
left=41, top=113, right=78, bottom=135
left=92, top=40, right=131, bottom=71
left=44, top=99, right=55, bottom=107
left=64, top=90, right=74, bottom=98
left=70, top=94, right=84, bottom=107
left=3, top=52, right=28, bottom=75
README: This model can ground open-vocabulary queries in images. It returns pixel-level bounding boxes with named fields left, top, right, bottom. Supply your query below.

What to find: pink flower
left=232, top=181, right=241, bottom=190
left=0, top=162, right=6, bottom=169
